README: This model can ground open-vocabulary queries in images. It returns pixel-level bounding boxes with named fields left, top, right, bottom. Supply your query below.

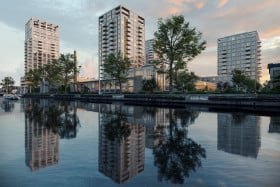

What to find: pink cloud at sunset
left=217, top=0, right=228, bottom=8
left=79, top=58, right=96, bottom=78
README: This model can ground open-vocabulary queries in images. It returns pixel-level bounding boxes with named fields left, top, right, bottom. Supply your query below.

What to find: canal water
left=0, top=98, right=279, bottom=187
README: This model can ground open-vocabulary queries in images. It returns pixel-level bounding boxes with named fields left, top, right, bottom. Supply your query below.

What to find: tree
left=261, top=80, right=271, bottom=93
left=43, top=60, right=63, bottom=90
left=142, top=77, right=158, bottom=93
left=26, top=68, right=43, bottom=92
left=232, top=69, right=260, bottom=92
left=174, top=71, right=198, bottom=92
left=58, top=53, right=78, bottom=93
left=26, top=53, right=80, bottom=93
left=271, top=74, right=280, bottom=92
left=217, top=81, right=231, bottom=92
left=232, top=69, right=246, bottom=91
left=103, top=52, right=131, bottom=93
left=1, top=76, right=15, bottom=93
left=153, top=15, right=206, bottom=93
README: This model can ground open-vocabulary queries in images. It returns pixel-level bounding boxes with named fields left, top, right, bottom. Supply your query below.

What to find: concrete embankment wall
left=22, top=94, right=280, bottom=108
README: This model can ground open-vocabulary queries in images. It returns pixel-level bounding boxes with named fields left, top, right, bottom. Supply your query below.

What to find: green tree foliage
left=43, top=60, right=63, bottom=87
left=232, top=69, right=247, bottom=91
left=26, top=53, right=80, bottom=93
left=142, top=77, right=158, bottom=93
left=174, top=71, right=198, bottom=92
left=103, top=52, right=131, bottom=93
left=1, top=76, right=15, bottom=93
left=232, top=69, right=260, bottom=92
left=57, top=53, right=78, bottom=93
left=153, top=15, right=206, bottom=93
left=26, top=68, right=43, bottom=92
left=217, top=81, right=232, bottom=92
left=261, top=80, right=271, bottom=93
left=271, top=74, right=280, bottom=92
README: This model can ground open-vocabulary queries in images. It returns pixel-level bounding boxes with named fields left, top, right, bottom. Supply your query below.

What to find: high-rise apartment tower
left=24, top=18, right=59, bottom=74
left=98, top=5, right=145, bottom=79
left=217, top=31, right=261, bottom=82
left=21, top=18, right=59, bottom=93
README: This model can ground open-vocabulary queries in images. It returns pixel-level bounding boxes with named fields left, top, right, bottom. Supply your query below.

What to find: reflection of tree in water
left=103, top=109, right=131, bottom=142
left=25, top=100, right=80, bottom=139
left=1, top=100, right=15, bottom=112
left=59, top=101, right=80, bottom=139
left=153, top=108, right=206, bottom=184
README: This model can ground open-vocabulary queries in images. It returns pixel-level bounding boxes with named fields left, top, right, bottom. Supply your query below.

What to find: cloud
left=167, top=0, right=207, bottom=9
left=217, top=0, right=228, bottom=8
left=261, top=27, right=280, bottom=39
left=165, top=7, right=183, bottom=15
left=167, top=0, right=184, bottom=6
left=80, top=58, right=97, bottom=79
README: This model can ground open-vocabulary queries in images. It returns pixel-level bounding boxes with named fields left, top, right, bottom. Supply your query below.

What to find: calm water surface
left=0, top=98, right=279, bottom=187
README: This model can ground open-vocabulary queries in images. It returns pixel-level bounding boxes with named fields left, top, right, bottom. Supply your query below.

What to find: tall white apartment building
left=98, top=5, right=145, bottom=79
left=21, top=18, right=59, bottom=93
left=217, top=31, right=261, bottom=82
left=24, top=18, right=59, bottom=74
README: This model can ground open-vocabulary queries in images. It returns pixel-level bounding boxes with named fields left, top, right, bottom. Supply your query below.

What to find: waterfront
left=0, top=98, right=280, bottom=187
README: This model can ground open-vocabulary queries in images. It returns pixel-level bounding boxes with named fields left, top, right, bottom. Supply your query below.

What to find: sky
left=0, top=0, right=279, bottom=86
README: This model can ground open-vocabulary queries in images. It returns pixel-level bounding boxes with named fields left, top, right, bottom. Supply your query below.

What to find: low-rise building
left=195, top=80, right=217, bottom=91
left=267, top=63, right=280, bottom=89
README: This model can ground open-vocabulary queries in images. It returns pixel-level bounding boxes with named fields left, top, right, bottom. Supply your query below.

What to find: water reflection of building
left=25, top=100, right=59, bottom=171
left=217, top=113, right=261, bottom=158
left=0, top=99, right=15, bottom=112
left=98, top=104, right=145, bottom=184
left=269, top=117, right=280, bottom=133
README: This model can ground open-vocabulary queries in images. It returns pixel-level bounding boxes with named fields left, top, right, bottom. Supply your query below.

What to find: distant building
left=71, top=66, right=217, bottom=93
left=145, top=39, right=158, bottom=64
left=217, top=31, right=261, bottom=83
left=195, top=80, right=216, bottom=91
left=267, top=63, right=280, bottom=89
left=200, top=75, right=232, bottom=84
left=21, top=18, right=59, bottom=93
left=145, top=39, right=167, bottom=90
left=98, top=5, right=145, bottom=80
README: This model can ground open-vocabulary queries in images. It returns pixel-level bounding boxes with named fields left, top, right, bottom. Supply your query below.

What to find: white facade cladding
left=98, top=5, right=145, bottom=80
left=217, top=31, right=261, bottom=82
left=24, top=18, right=59, bottom=75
